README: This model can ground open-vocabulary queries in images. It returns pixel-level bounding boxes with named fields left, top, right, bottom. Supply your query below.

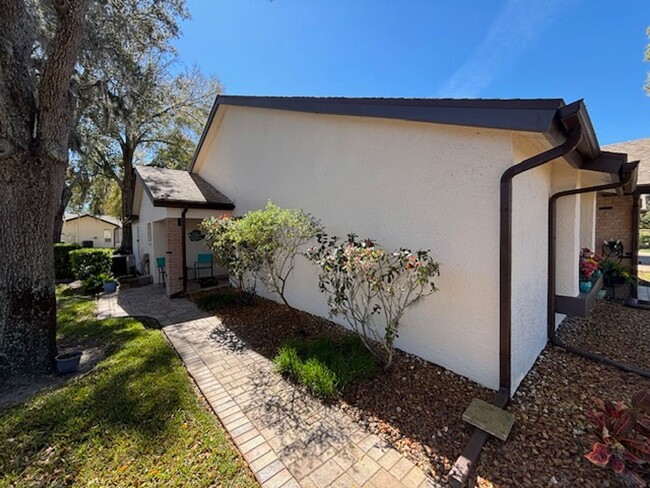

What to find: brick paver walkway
left=97, top=286, right=439, bottom=488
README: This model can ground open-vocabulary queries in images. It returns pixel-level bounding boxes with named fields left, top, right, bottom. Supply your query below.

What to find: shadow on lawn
left=194, top=289, right=493, bottom=479
left=0, top=316, right=185, bottom=479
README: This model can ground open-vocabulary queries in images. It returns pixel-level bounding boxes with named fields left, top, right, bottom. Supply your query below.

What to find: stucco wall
left=195, top=105, right=517, bottom=389
left=510, top=136, right=553, bottom=391
left=132, top=182, right=167, bottom=280
left=61, top=216, right=118, bottom=248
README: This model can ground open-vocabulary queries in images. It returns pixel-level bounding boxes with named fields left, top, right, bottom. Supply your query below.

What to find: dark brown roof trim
left=64, top=213, right=121, bottom=227
left=190, top=95, right=572, bottom=172
left=151, top=199, right=235, bottom=210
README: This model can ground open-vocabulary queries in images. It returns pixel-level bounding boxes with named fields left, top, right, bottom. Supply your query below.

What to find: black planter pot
left=56, top=351, right=82, bottom=374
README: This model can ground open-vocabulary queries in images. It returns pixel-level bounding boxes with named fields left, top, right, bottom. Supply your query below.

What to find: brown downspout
left=170, top=208, right=189, bottom=298
left=547, top=170, right=650, bottom=378
left=632, top=190, right=640, bottom=296
left=448, top=123, right=583, bottom=488
left=181, top=208, right=188, bottom=294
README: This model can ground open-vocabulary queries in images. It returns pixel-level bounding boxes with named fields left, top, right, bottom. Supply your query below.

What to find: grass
left=0, top=285, right=257, bottom=488
left=273, top=335, right=376, bottom=399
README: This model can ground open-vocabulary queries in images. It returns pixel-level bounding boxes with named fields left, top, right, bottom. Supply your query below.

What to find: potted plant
left=100, top=272, right=118, bottom=293
left=55, top=351, right=82, bottom=374
left=579, top=251, right=599, bottom=292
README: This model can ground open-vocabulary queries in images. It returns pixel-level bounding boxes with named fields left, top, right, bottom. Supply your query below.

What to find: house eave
left=152, top=199, right=235, bottom=211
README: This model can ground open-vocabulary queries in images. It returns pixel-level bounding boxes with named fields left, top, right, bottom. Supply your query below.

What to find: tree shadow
left=0, top=317, right=186, bottom=480
left=194, top=289, right=493, bottom=480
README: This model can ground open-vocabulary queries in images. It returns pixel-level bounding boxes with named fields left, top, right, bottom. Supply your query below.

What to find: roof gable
left=64, top=213, right=121, bottom=227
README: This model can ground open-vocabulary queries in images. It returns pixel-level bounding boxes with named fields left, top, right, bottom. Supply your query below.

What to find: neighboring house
left=61, top=213, right=122, bottom=249
left=595, top=137, right=650, bottom=278
left=132, top=96, right=637, bottom=395
left=131, top=166, right=234, bottom=288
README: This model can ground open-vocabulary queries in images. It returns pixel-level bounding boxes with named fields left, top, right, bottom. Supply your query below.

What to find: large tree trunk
left=0, top=152, right=66, bottom=374
left=117, top=146, right=135, bottom=254
left=0, top=0, right=89, bottom=376
left=53, top=183, right=73, bottom=242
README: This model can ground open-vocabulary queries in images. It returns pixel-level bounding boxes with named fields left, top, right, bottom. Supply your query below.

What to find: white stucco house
left=61, top=213, right=122, bottom=248
left=130, top=96, right=637, bottom=396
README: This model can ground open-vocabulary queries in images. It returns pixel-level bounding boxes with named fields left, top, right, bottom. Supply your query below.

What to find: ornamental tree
left=306, top=233, right=440, bottom=368
left=200, top=215, right=262, bottom=297
left=201, top=203, right=321, bottom=307
left=241, top=202, right=321, bottom=307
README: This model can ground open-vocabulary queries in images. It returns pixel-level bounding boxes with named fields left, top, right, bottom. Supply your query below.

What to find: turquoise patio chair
left=195, top=253, right=213, bottom=279
left=156, top=257, right=166, bottom=285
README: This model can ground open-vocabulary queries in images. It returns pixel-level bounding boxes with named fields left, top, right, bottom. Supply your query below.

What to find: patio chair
left=156, top=257, right=166, bottom=285
left=194, top=253, right=213, bottom=279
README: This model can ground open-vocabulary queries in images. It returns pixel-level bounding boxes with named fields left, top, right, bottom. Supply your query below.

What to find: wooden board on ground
left=462, top=398, right=515, bottom=441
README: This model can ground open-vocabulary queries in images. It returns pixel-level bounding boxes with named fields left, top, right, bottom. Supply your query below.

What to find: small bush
left=70, top=248, right=113, bottom=291
left=640, top=233, right=650, bottom=249
left=273, top=335, right=376, bottom=399
left=194, top=291, right=242, bottom=311
left=54, top=243, right=81, bottom=280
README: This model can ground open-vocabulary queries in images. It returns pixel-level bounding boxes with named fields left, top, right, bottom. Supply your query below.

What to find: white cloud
left=437, top=0, right=570, bottom=98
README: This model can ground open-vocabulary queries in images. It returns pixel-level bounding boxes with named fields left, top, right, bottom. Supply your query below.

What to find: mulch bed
left=192, top=289, right=650, bottom=487
left=475, top=346, right=649, bottom=487
left=557, top=300, right=650, bottom=370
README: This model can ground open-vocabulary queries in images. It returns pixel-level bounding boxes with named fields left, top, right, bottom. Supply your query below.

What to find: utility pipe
left=547, top=169, right=650, bottom=379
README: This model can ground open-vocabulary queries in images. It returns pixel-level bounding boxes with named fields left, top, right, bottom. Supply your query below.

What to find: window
left=104, top=230, right=112, bottom=243
left=147, top=223, right=152, bottom=243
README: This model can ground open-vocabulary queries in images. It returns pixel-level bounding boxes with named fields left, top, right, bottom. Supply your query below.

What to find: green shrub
left=640, top=233, right=650, bottom=249
left=70, top=248, right=113, bottom=291
left=273, top=335, right=376, bottom=399
left=194, top=291, right=242, bottom=310
left=54, top=243, right=81, bottom=280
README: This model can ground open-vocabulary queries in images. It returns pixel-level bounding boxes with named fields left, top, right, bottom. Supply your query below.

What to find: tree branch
left=36, top=0, right=90, bottom=163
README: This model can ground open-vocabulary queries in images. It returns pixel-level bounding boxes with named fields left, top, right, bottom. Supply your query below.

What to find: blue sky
left=174, top=0, right=649, bottom=145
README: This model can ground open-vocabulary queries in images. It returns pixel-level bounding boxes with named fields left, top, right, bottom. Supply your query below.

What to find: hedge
left=70, top=248, right=113, bottom=282
left=54, top=243, right=81, bottom=280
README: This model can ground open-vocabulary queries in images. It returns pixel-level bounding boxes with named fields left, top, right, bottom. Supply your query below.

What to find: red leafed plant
left=585, top=390, right=650, bottom=487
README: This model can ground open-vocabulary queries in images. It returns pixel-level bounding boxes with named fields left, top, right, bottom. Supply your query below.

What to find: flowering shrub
left=306, top=233, right=440, bottom=368
left=585, top=389, right=650, bottom=487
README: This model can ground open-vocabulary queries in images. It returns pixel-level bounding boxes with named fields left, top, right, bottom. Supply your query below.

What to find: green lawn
left=0, top=286, right=257, bottom=487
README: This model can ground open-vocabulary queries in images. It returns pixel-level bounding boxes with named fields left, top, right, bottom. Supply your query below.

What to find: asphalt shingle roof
left=136, top=166, right=234, bottom=210
left=603, top=137, right=650, bottom=186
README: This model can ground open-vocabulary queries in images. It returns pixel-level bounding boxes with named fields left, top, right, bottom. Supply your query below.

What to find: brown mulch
left=474, top=346, right=649, bottom=488
left=557, top=300, right=650, bottom=370
left=192, top=289, right=650, bottom=487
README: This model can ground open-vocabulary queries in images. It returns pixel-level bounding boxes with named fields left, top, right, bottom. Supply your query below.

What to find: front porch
left=138, top=217, right=228, bottom=296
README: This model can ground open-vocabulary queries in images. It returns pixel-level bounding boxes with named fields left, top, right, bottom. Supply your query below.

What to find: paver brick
left=262, top=468, right=294, bottom=488
left=309, top=459, right=345, bottom=488
left=349, top=455, right=381, bottom=486
left=256, top=459, right=285, bottom=483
